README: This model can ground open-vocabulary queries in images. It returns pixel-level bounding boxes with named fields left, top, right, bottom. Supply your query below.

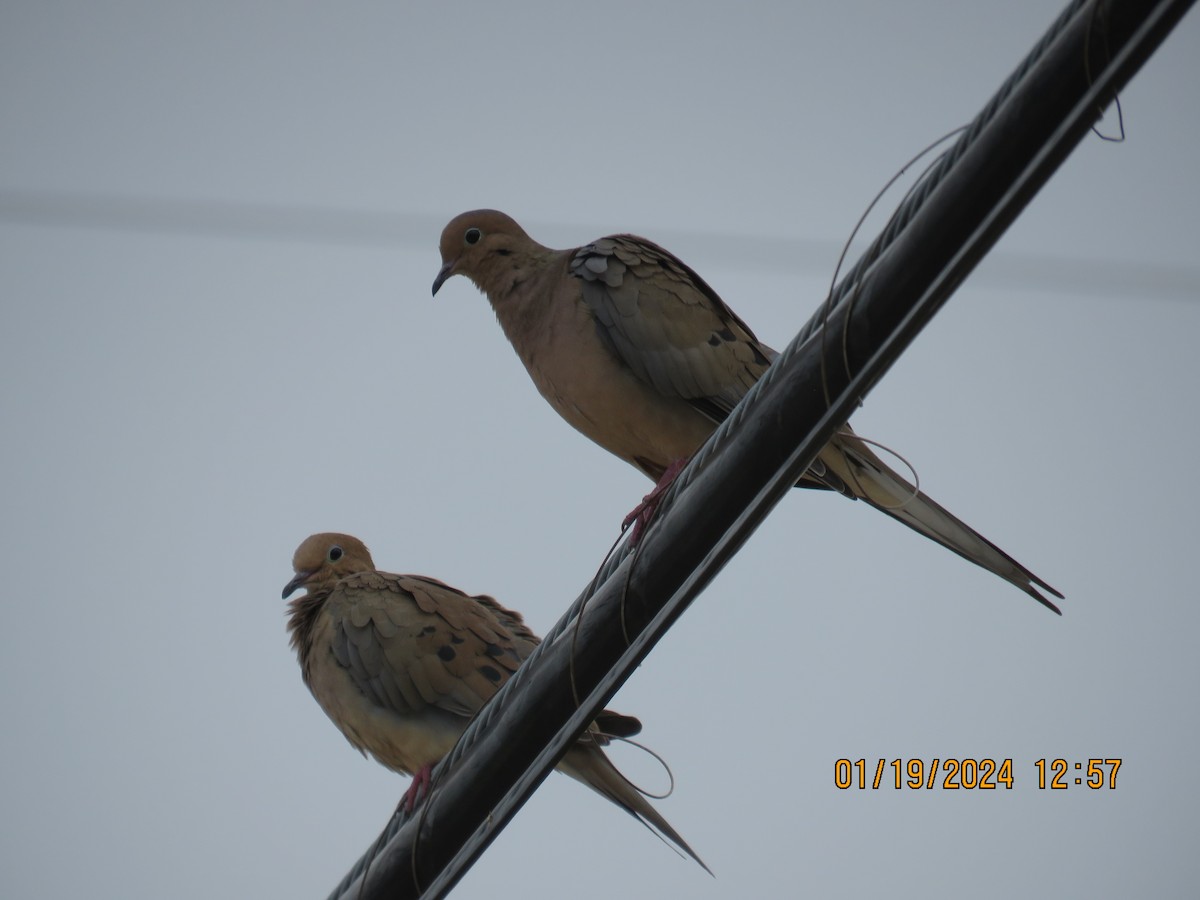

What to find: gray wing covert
left=570, top=234, right=774, bottom=422
left=326, top=572, right=526, bottom=721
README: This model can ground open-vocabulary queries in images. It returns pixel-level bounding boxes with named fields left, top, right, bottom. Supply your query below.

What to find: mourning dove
left=284, top=532, right=706, bottom=869
left=432, top=210, right=1062, bottom=613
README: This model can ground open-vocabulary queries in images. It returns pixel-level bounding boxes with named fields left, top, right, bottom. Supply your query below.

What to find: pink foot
left=622, top=458, right=688, bottom=543
left=403, top=763, right=433, bottom=813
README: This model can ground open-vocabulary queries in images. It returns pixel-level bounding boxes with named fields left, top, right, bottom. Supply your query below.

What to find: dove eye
left=328, top=546, right=344, bottom=562
left=464, top=227, right=482, bottom=246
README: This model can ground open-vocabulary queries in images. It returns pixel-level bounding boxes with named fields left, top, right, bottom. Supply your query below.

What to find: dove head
left=432, top=209, right=536, bottom=299
left=283, top=532, right=376, bottom=599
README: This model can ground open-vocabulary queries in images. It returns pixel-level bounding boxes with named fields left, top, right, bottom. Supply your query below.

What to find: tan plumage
left=284, top=532, right=706, bottom=869
left=433, top=210, right=1062, bottom=613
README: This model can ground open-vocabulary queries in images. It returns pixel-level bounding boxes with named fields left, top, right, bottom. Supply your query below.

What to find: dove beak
left=282, top=570, right=315, bottom=600
left=432, top=261, right=454, bottom=297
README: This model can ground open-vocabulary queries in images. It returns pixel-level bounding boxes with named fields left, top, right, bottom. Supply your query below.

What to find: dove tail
left=561, top=745, right=711, bottom=875
left=818, top=431, right=1063, bottom=614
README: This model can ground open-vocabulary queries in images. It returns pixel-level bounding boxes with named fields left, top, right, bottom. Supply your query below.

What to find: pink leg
left=403, top=763, right=433, bottom=813
left=622, top=458, right=688, bottom=543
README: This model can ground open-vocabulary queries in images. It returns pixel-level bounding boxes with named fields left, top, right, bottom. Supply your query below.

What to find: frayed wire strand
left=819, top=127, right=967, bottom=409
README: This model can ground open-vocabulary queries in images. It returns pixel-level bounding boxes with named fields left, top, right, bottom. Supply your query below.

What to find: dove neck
left=286, top=589, right=329, bottom=678
left=485, top=253, right=570, bottom=335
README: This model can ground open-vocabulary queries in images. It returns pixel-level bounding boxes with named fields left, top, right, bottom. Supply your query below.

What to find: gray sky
left=2, top=2, right=1198, bottom=898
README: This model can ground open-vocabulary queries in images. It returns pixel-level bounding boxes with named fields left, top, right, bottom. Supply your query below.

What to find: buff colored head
left=282, top=532, right=376, bottom=599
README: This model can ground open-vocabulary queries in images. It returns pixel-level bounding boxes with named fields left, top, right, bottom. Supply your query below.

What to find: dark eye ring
left=328, top=545, right=344, bottom=562
left=464, top=227, right=482, bottom=246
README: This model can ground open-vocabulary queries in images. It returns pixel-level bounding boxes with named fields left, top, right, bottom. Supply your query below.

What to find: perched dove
left=433, top=210, right=1062, bottom=613
left=284, top=532, right=706, bottom=869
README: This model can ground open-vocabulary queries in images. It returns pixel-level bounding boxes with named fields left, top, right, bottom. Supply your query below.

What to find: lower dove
left=284, top=532, right=706, bottom=869
left=432, top=210, right=1062, bottom=613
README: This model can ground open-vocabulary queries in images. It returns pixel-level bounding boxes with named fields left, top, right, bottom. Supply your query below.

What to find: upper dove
left=433, top=210, right=1062, bottom=613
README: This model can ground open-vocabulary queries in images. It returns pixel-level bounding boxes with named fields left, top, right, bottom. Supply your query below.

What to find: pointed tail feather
left=560, top=745, right=711, bottom=874
left=818, top=430, right=1063, bottom=613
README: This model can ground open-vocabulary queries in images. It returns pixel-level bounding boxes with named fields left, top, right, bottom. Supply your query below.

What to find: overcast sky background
left=3, top=2, right=1198, bottom=898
